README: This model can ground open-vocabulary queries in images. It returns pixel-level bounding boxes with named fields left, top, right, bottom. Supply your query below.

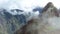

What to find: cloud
left=15, top=0, right=60, bottom=9
left=0, top=0, right=60, bottom=10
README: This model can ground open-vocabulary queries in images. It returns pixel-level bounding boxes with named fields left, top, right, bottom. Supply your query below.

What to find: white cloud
left=0, top=0, right=60, bottom=10
left=15, top=0, right=60, bottom=9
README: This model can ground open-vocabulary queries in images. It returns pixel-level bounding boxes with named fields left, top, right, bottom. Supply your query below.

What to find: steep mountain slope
left=42, top=2, right=59, bottom=17
left=0, top=9, right=27, bottom=34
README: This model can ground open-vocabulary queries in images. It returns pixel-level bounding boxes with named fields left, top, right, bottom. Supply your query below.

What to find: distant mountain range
left=33, top=7, right=43, bottom=13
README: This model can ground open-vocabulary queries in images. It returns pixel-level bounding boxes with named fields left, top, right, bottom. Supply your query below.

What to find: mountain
left=42, top=2, right=54, bottom=12
left=42, top=2, right=59, bottom=17
left=33, top=7, right=43, bottom=13
left=11, top=9, right=23, bottom=12
left=14, top=2, right=60, bottom=34
left=0, top=9, right=27, bottom=34
left=0, top=2, right=60, bottom=34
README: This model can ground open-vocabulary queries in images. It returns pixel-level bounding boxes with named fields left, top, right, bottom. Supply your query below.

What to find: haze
left=0, top=0, right=60, bottom=10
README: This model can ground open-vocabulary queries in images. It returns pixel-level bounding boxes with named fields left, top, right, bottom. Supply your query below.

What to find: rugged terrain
left=0, top=2, right=60, bottom=34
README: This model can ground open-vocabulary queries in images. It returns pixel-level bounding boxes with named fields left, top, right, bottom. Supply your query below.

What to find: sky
left=0, top=0, right=60, bottom=10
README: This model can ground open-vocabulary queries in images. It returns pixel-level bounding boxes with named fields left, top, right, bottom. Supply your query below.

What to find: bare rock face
left=42, top=2, right=54, bottom=11
left=14, top=2, right=60, bottom=34
left=42, top=2, right=59, bottom=17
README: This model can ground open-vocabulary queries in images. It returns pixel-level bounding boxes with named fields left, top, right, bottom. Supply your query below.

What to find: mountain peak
left=42, top=2, right=59, bottom=17
left=42, top=2, right=54, bottom=12
left=46, top=2, right=53, bottom=7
